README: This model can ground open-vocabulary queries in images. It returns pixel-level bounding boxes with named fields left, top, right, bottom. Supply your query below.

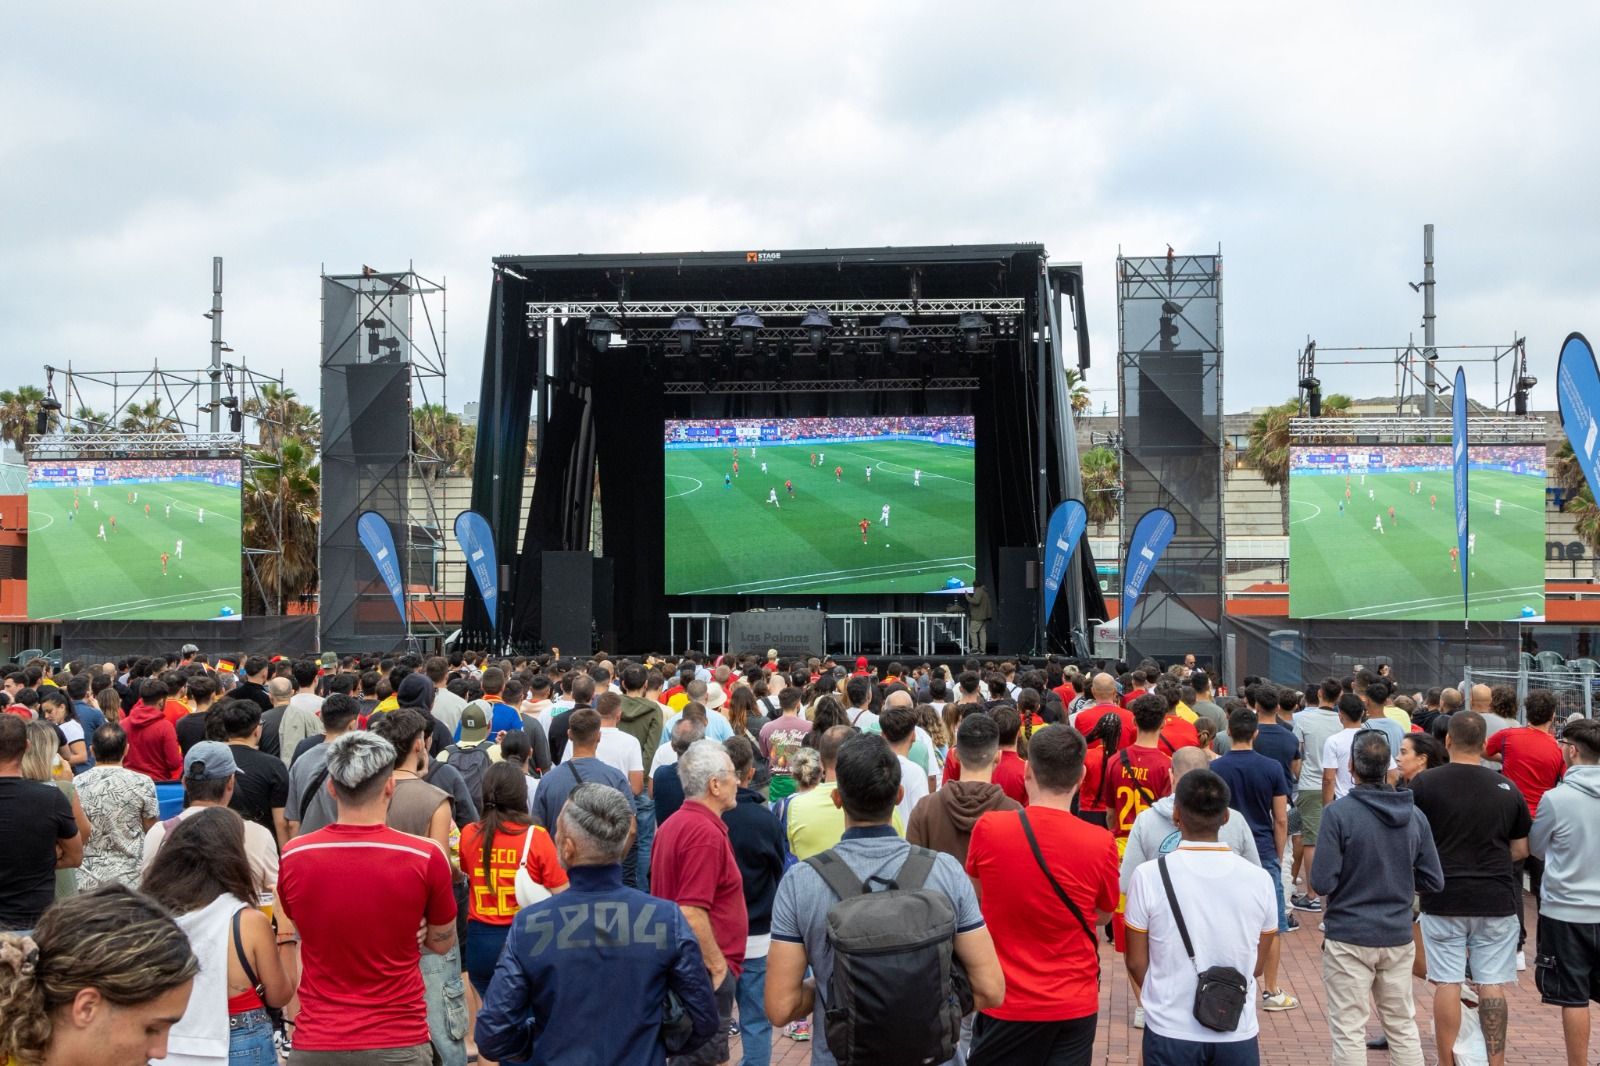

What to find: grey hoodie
left=1530, top=764, right=1600, bottom=922
left=1312, top=785, right=1443, bottom=947
left=1119, top=795, right=1261, bottom=895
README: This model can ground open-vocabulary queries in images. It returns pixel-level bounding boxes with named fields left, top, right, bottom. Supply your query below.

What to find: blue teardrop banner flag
left=1452, top=367, right=1470, bottom=626
left=1557, top=333, right=1600, bottom=497
left=1041, top=499, right=1088, bottom=625
left=454, top=510, right=499, bottom=630
left=1121, top=507, right=1176, bottom=636
left=356, top=510, right=408, bottom=625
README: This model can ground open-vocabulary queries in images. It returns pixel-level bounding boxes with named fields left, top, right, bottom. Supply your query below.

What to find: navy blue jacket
left=1312, top=784, right=1444, bottom=947
left=722, top=786, right=786, bottom=936
left=475, top=864, right=719, bottom=1065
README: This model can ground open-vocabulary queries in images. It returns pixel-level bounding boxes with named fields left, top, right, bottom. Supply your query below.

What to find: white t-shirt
left=288, top=691, right=324, bottom=718
left=846, top=707, right=879, bottom=731
left=1321, top=727, right=1361, bottom=799
left=563, top=725, right=643, bottom=780
left=59, top=719, right=85, bottom=749
left=1125, top=843, right=1276, bottom=1044
left=649, top=743, right=680, bottom=778
left=896, top=754, right=929, bottom=826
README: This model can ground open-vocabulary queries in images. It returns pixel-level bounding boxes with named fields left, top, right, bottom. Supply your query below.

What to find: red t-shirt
left=966, top=807, right=1119, bottom=1021
left=1485, top=727, right=1566, bottom=819
left=1158, top=714, right=1202, bottom=753
left=278, top=823, right=457, bottom=1051
left=458, top=821, right=568, bottom=925
left=1079, top=744, right=1110, bottom=813
left=942, top=750, right=1030, bottom=807
left=1104, top=744, right=1174, bottom=844
left=162, top=699, right=190, bottom=725
left=1073, top=704, right=1136, bottom=748
left=1052, top=683, right=1078, bottom=707
left=1120, top=688, right=1148, bottom=709
left=648, top=799, right=749, bottom=976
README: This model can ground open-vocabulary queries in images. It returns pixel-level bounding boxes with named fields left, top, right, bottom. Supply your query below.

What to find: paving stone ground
left=738, top=892, right=1578, bottom=1065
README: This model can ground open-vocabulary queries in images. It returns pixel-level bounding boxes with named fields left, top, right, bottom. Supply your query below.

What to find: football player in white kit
left=865, top=466, right=872, bottom=482
left=1468, top=532, right=1476, bottom=555
left=881, top=503, right=891, bottom=527
left=1494, top=498, right=1502, bottom=516
left=913, top=469, right=922, bottom=487
left=176, top=539, right=184, bottom=559
left=1373, top=514, right=1384, bottom=534
left=766, top=488, right=780, bottom=508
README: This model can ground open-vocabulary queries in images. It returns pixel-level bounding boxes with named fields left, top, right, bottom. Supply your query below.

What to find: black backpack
left=805, top=846, right=970, bottom=1066
left=440, top=743, right=494, bottom=807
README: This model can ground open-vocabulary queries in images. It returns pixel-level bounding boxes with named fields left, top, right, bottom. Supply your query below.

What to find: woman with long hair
left=726, top=685, right=760, bottom=747
left=803, top=695, right=846, bottom=749
left=458, top=763, right=568, bottom=997
left=0, top=884, right=198, bottom=1066
left=1397, top=732, right=1446, bottom=786
left=1014, top=689, right=1047, bottom=760
left=141, top=808, right=292, bottom=1066
left=39, top=695, right=87, bottom=772
left=22, top=721, right=91, bottom=900
left=1076, top=712, right=1127, bottom=828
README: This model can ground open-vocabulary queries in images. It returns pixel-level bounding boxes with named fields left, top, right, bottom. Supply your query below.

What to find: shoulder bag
left=1156, top=855, right=1248, bottom=1032
left=1017, top=809, right=1099, bottom=981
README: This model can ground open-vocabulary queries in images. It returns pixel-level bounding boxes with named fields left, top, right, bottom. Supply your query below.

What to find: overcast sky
left=5, top=3, right=1596, bottom=422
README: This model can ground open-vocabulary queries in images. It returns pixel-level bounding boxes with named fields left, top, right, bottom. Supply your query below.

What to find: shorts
left=669, top=972, right=734, bottom=1065
left=1535, top=914, right=1600, bottom=1007
left=1264, top=857, right=1288, bottom=934
left=1419, top=913, right=1519, bottom=986
left=1295, top=790, right=1323, bottom=847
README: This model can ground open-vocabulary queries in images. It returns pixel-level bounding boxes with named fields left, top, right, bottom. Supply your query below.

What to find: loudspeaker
left=1137, top=351, right=1205, bottom=454
left=541, top=551, right=593, bottom=654
left=993, top=546, right=1036, bottom=653
left=592, top=557, right=616, bottom=652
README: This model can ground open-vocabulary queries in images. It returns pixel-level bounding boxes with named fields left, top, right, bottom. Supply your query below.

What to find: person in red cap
left=853, top=656, right=871, bottom=677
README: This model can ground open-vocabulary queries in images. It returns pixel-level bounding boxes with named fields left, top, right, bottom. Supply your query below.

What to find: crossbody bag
left=1156, top=855, right=1248, bottom=1032
left=1017, top=810, right=1100, bottom=981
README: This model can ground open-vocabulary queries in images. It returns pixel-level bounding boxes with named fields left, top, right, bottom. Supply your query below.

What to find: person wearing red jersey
left=1074, top=673, right=1136, bottom=748
left=834, top=465, right=843, bottom=482
left=1450, top=545, right=1460, bottom=573
left=732, top=459, right=739, bottom=478
left=785, top=478, right=795, bottom=499
left=278, top=730, right=457, bottom=1066
left=1078, top=710, right=1130, bottom=829
left=1486, top=688, right=1566, bottom=960
left=1105, top=695, right=1175, bottom=854
left=1120, top=669, right=1151, bottom=709
left=859, top=518, right=870, bottom=544
left=160, top=551, right=169, bottom=576
left=942, top=706, right=1029, bottom=807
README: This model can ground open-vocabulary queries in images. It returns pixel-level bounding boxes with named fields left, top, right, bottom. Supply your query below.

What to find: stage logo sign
left=1122, top=507, right=1176, bottom=634
left=1452, top=366, right=1470, bottom=624
left=357, top=510, right=408, bottom=625
left=1558, top=333, right=1600, bottom=496
left=454, top=510, right=499, bottom=630
left=1042, top=499, right=1088, bottom=624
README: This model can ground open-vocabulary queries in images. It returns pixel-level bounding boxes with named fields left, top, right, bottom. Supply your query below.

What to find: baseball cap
left=855, top=656, right=869, bottom=669
left=184, top=741, right=241, bottom=782
left=459, top=702, right=489, bottom=744
left=704, top=681, right=728, bottom=712
left=320, top=651, right=338, bottom=669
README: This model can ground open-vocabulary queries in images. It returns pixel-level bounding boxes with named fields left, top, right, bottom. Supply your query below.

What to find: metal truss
left=526, top=297, right=1025, bottom=322
left=1116, top=255, right=1221, bottom=302
left=661, top=377, right=980, bottom=395
left=1289, top=415, right=1548, bottom=444
left=28, top=432, right=243, bottom=460
left=620, top=323, right=996, bottom=346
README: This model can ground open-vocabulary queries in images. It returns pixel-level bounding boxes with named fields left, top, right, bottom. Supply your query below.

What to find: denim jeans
left=628, top=792, right=657, bottom=891
left=736, top=955, right=771, bottom=1066
left=421, top=944, right=468, bottom=1066
left=229, top=1008, right=276, bottom=1065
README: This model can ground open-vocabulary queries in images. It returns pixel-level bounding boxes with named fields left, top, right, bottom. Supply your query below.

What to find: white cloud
left=2, top=1, right=1596, bottom=416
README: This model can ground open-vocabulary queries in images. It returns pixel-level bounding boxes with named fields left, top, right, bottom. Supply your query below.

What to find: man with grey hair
left=652, top=740, right=748, bottom=1065
left=279, top=731, right=458, bottom=1066
left=1312, top=730, right=1442, bottom=1066
left=652, top=718, right=706, bottom=825
left=270, top=674, right=321, bottom=768
left=478, top=783, right=719, bottom=1064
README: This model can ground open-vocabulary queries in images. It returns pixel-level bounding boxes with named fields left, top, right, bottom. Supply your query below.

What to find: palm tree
left=1080, top=446, right=1121, bottom=533
left=1065, top=369, right=1092, bottom=415
left=242, top=436, right=320, bottom=613
left=242, top=384, right=320, bottom=452
left=0, top=386, right=51, bottom=451
left=1246, top=393, right=1354, bottom=526
left=1554, top=440, right=1587, bottom=496
left=412, top=404, right=472, bottom=478
left=68, top=405, right=112, bottom=433
left=118, top=398, right=173, bottom=433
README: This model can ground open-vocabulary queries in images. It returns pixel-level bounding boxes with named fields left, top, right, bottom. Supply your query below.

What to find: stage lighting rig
left=879, top=312, right=909, bottom=355
left=585, top=310, right=622, bottom=352
left=1514, top=342, right=1536, bottom=415
left=958, top=312, right=987, bottom=354
left=1158, top=301, right=1181, bottom=351
left=1299, top=375, right=1323, bottom=417
left=670, top=308, right=703, bottom=355
left=800, top=307, right=832, bottom=352
left=731, top=308, right=763, bottom=353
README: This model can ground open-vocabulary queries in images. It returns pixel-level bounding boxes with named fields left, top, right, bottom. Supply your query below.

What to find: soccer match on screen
left=663, top=416, right=976, bottom=596
left=1288, top=445, right=1546, bottom=622
left=26, top=458, right=244, bottom=621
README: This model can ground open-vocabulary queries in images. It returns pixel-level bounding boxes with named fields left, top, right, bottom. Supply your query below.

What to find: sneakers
left=1291, top=894, right=1323, bottom=913
left=728, top=1020, right=740, bottom=1037
left=788, top=1020, right=811, bottom=1042
left=1516, top=950, right=1527, bottom=972
left=1284, top=915, right=1301, bottom=932
left=1133, top=1006, right=1146, bottom=1029
left=1262, top=989, right=1300, bottom=1012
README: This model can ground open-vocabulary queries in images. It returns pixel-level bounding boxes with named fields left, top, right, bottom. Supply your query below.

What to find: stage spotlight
left=880, top=313, right=909, bottom=355
left=586, top=310, right=621, bottom=352
left=1515, top=374, right=1538, bottom=416
left=800, top=307, right=833, bottom=352
left=363, top=317, right=385, bottom=329
left=958, top=312, right=987, bottom=354
left=731, top=307, right=763, bottom=353
left=670, top=308, right=703, bottom=355
left=1299, top=376, right=1322, bottom=417
left=1159, top=302, right=1181, bottom=351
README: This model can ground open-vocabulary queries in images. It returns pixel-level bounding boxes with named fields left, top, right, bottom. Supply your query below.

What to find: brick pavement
left=732, top=893, right=1576, bottom=1065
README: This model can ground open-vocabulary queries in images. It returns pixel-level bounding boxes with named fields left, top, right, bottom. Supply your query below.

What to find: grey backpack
left=805, top=846, right=971, bottom=1065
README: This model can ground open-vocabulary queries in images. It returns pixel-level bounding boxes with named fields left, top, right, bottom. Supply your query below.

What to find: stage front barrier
left=668, top=613, right=728, bottom=657
left=1464, top=667, right=1596, bottom=721
left=668, top=611, right=967, bottom=658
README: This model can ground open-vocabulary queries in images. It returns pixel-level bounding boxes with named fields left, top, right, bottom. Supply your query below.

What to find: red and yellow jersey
left=1103, top=743, right=1173, bottom=850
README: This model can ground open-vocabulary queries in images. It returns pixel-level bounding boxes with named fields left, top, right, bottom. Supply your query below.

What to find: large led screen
left=1288, top=445, right=1545, bottom=621
left=28, top=458, right=244, bottom=620
left=664, top=417, right=976, bottom=596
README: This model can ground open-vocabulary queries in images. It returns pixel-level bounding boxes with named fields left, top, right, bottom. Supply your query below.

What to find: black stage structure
left=466, top=245, right=1106, bottom=656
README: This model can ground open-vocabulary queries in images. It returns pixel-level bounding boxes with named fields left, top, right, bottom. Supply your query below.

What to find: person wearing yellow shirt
left=785, top=724, right=904, bottom=860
